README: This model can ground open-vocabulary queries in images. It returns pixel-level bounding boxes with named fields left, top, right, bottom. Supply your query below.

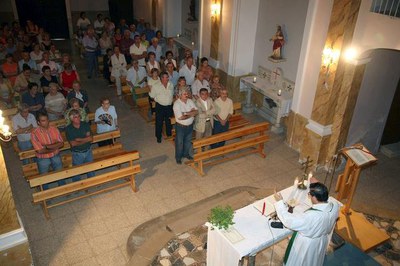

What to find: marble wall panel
left=0, top=147, right=19, bottom=235
left=286, top=111, right=308, bottom=152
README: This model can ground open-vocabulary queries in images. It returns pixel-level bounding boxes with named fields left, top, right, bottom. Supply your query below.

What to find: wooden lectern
left=336, top=144, right=377, bottom=214
left=335, top=144, right=389, bottom=251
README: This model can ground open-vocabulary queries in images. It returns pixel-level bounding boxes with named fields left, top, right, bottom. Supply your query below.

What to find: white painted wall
left=70, top=0, right=108, bottom=11
left=219, top=0, right=234, bottom=73
left=228, top=0, right=260, bottom=76
left=164, top=0, right=182, bottom=37
left=200, top=0, right=211, bottom=60
left=352, top=0, right=400, bottom=58
left=291, top=0, right=333, bottom=118
left=346, top=49, right=400, bottom=153
left=252, top=0, right=309, bottom=82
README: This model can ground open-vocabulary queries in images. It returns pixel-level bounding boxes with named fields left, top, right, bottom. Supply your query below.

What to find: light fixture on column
left=211, top=2, right=221, bottom=18
left=322, top=47, right=340, bottom=89
left=0, top=110, right=12, bottom=142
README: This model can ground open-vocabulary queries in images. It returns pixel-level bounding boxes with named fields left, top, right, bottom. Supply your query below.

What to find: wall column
left=300, top=0, right=363, bottom=166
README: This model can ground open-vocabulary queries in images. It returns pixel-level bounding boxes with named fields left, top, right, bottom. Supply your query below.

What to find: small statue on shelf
left=269, top=25, right=285, bottom=60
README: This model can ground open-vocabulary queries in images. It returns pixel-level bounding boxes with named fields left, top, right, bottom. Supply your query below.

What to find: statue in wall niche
left=269, top=25, right=285, bottom=60
left=188, top=0, right=198, bottom=21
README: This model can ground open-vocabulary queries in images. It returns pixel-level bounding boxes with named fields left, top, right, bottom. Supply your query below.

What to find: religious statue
left=269, top=25, right=285, bottom=60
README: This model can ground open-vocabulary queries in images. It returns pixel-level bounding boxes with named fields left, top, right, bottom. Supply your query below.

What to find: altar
left=240, top=67, right=295, bottom=133
left=206, top=185, right=341, bottom=266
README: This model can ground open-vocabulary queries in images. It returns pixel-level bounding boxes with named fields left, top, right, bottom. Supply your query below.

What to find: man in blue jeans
left=65, top=109, right=95, bottom=181
left=30, top=111, right=64, bottom=189
left=173, top=88, right=198, bottom=164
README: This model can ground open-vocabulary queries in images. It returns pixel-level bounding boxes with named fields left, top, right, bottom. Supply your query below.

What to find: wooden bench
left=30, top=151, right=141, bottom=219
left=186, top=122, right=269, bottom=175
left=22, top=142, right=125, bottom=178
left=49, top=112, right=95, bottom=128
left=18, top=129, right=121, bottom=161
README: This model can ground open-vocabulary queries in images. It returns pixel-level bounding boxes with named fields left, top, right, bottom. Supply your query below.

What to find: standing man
left=110, top=46, right=127, bottom=99
left=274, top=182, right=339, bottom=266
left=65, top=109, right=95, bottom=181
left=173, top=88, right=198, bottom=164
left=191, top=70, right=210, bottom=99
left=212, top=88, right=233, bottom=148
left=179, top=56, right=196, bottom=86
left=149, top=71, right=174, bottom=143
left=31, top=111, right=65, bottom=189
left=82, top=28, right=99, bottom=79
left=194, top=88, right=215, bottom=140
left=165, top=62, right=179, bottom=87
left=130, top=35, right=147, bottom=67
left=119, top=30, right=134, bottom=64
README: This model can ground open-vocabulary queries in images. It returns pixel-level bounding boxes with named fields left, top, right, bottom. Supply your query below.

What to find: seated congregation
left=1, top=16, right=267, bottom=219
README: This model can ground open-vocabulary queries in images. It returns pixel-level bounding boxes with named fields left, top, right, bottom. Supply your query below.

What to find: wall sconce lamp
left=211, top=3, right=221, bottom=18
left=0, top=110, right=12, bottom=142
left=322, top=47, right=340, bottom=89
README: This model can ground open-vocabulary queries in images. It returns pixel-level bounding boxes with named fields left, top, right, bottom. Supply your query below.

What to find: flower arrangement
left=208, top=205, right=235, bottom=230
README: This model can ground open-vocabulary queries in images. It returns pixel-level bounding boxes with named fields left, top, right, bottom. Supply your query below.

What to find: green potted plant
left=208, top=205, right=235, bottom=230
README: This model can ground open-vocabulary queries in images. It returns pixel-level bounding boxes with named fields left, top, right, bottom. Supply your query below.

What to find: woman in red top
left=59, top=63, right=80, bottom=97
left=2, top=53, right=18, bottom=86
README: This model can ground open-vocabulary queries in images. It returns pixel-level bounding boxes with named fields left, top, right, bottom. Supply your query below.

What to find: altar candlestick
left=278, top=89, right=282, bottom=96
left=262, top=202, right=266, bottom=215
left=253, top=77, right=257, bottom=83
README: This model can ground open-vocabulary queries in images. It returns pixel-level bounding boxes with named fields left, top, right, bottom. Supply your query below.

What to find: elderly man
left=12, top=103, right=37, bottom=164
left=191, top=70, right=210, bottom=99
left=211, top=88, right=233, bottom=148
left=119, top=29, right=134, bottom=64
left=147, top=37, right=162, bottom=62
left=274, top=182, right=339, bottom=266
left=130, top=34, right=147, bottom=67
left=179, top=56, right=196, bottom=86
left=66, top=109, right=95, bottom=181
left=38, top=51, right=58, bottom=76
left=173, top=88, right=198, bottom=164
left=82, top=28, right=99, bottom=79
left=129, top=24, right=139, bottom=39
left=149, top=71, right=174, bottom=143
left=126, top=59, right=147, bottom=104
left=194, top=88, right=215, bottom=140
left=31, top=111, right=65, bottom=189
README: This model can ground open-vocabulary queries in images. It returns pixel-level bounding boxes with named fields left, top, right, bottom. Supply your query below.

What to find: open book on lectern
left=343, top=145, right=377, bottom=167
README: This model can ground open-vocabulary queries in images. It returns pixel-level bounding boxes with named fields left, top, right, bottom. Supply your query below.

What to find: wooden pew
left=49, top=112, right=95, bottom=128
left=187, top=122, right=269, bottom=176
left=22, top=142, right=125, bottom=178
left=18, top=129, right=121, bottom=161
left=30, top=151, right=141, bottom=219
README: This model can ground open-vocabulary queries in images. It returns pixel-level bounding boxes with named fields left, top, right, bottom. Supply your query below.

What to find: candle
left=253, top=77, right=257, bottom=83
left=278, top=89, right=282, bottom=96
left=177, top=34, right=180, bottom=37
left=294, top=177, right=299, bottom=188
left=261, top=202, right=266, bottom=215
left=191, top=42, right=194, bottom=46
left=308, top=172, right=313, bottom=179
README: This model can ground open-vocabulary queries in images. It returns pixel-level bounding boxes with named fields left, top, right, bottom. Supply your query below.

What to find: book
left=344, top=146, right=377, bottom=167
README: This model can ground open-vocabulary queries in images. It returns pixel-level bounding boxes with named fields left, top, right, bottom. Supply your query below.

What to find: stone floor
left=2, top=40, right=400, bottom=265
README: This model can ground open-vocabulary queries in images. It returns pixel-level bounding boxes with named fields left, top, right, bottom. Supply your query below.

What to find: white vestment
left=274, top=199, right=339, bottom=266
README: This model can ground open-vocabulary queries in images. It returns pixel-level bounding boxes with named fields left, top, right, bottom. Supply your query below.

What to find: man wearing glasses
left=274, top=182, right=339, bottom=266
left=65, top=109, right=95, bottom=181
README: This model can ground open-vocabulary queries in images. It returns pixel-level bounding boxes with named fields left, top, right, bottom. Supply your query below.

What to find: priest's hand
left=274, top=190, right=283, bottom=202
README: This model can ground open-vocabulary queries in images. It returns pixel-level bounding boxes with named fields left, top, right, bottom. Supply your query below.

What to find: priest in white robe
left=274, top=182, right=339, bottom=266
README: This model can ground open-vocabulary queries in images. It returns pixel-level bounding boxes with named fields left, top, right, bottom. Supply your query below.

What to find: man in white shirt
left=93, top=13, right=105, bottom=36
left=12, top=103, right=38, bottom=164
left=130, top=35, right=147, bottom=67
left=211, top=88, right=233, bottom=148
left=194, top=88, right=215, bottom=140
left=191, top=70, right=210, bottom=99
left=126, top=59, right=147, bottom=104
left=149, top=71, right=174, bottom=143
left=166, top=62, right=179, bottom=87
left=274, top=182, right=339, bottom=266
left=179, top=56, right=196, bottom=86
left=110, top=46, right=127, bottom=98
left=173, top=88, right=198, bottom=164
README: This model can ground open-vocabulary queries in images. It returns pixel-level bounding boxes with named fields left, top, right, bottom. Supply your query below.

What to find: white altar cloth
left=206, top=186, right=338, bottom=266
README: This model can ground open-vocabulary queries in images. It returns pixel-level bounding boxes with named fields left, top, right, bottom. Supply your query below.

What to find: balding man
left=147, top=37, right=162, bottom=62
